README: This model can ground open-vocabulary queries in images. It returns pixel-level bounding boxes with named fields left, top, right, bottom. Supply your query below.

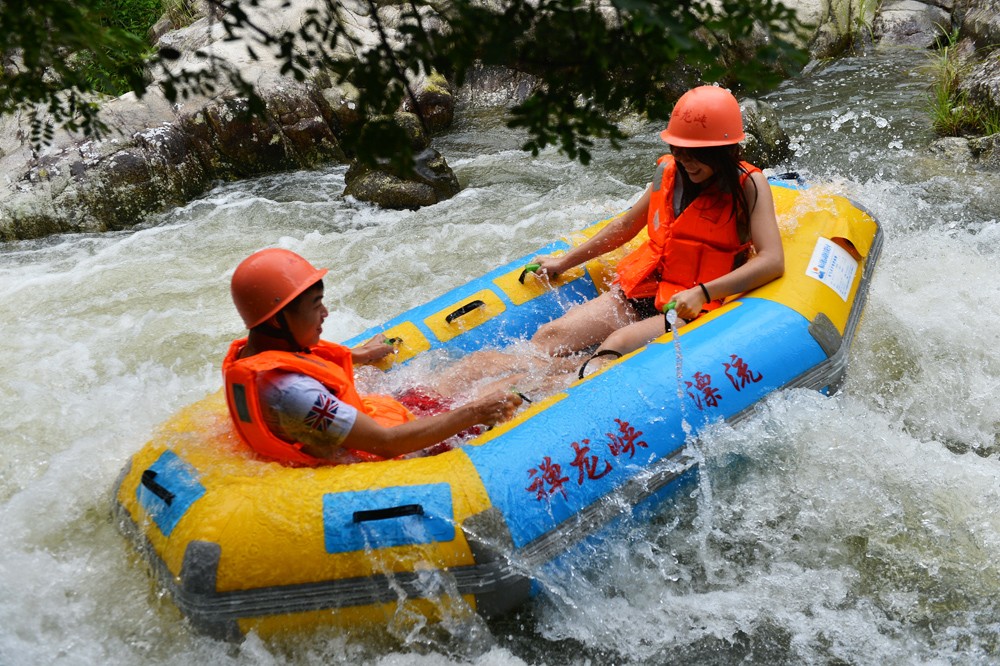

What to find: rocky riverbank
left=1, top=0, right=998, bottom=242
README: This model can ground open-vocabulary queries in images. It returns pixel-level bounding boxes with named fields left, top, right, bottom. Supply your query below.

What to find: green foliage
left=0, top=0, right=156, bottom=143
left=924, top=30, right=1000, bottom=137
left=162, top=0, right=199, bottom=29
left=227, top=0, right=808, bottom=170
left=2, top=0, right=810, bottom=169
left=74, top=0, right=163, bottom=96
left=852, top=0, right=881, bottom=47
left=101, top=0, right=163, bottom=36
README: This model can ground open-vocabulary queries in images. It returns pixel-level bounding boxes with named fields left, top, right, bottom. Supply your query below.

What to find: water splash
left=3, top=48, right=1000, bottom=665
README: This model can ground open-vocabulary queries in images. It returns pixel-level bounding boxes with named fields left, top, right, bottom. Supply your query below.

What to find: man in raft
left=223, top=248, right=522, bottom=465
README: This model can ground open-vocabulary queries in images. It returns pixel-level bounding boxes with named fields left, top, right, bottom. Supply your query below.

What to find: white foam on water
left=2, top=49, right=999, bottom=665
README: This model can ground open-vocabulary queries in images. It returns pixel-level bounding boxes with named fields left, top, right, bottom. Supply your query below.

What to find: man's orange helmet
left=231, top=248, right=327, bottom=329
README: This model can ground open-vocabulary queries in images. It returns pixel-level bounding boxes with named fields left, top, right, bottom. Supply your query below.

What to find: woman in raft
left=528, top=85, right=785, bottom=376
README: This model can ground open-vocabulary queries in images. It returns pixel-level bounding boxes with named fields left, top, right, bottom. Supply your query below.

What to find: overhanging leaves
left=1, top=0, right=809, bottom=166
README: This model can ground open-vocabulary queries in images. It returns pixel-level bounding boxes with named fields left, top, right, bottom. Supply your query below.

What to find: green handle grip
left=518, top=263, right=542, bottom=284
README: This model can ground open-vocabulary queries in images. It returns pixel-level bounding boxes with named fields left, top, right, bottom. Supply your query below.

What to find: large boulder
left=790, top=0, right=878, bottom=58
left=343, top=149, right=460, bottom=209
left=959, top=0, right=1000, bottom=46
left=343, top=112, right=460, bottom=209
left=0, top=81, right=365, bottom=240
left=874, top=0, right=950, bottom=48
left=959, top=47, right=1000, bottom=109
left=403, top=72, right=456, bottom=135
left=0, top=1, right=461, bottom=241
left=456, top=63, right=541, bottom=109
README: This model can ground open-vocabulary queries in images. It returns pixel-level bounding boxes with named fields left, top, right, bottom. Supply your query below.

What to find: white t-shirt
left=258, top=371, right=358, bottom=450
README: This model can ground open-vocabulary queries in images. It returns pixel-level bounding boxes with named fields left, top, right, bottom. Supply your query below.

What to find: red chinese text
left=685, top=371, right=721, bottom=410
left=723, top=354, right=763, bottom=391
left=606, top=418, right=648, bottom=459
left=526, top=456, right=570, bottom=500
left=569, top=439, right=613, bottom=485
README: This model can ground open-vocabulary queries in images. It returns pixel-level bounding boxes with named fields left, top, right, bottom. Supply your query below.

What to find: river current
left=2, top=50, right=999, bottom=665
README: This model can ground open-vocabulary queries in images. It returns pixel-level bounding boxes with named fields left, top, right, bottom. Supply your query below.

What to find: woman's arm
left=671, top=172, right=785, bottom=319
left=533, top=187, right=651, bottom=277
left=323, top=390, right=522, bottom=459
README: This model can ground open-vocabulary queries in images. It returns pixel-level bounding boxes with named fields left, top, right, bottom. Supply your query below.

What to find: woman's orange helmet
left=660, top=85, right=746, bottom=147
left=231, top=248, right=327, bottom=329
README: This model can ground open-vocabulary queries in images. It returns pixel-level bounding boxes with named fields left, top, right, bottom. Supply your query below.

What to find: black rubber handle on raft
left=444, top=299, right=485, bottom=324
left=353, top=504, right=425, bottom=523
left=772, top=171, right=804, bottom=184
left=140, top=470, right=175, bottom=506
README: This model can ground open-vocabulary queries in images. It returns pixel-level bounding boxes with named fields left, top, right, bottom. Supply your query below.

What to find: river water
left=2, top=50, right=1000, bottom=665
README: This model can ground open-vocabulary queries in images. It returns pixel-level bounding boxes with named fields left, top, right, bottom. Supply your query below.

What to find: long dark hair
left=674, top=144, right=756, bottom=248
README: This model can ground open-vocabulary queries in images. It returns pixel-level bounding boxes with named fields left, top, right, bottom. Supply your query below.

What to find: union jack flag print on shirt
left=304, top=394, right=340, bottom=432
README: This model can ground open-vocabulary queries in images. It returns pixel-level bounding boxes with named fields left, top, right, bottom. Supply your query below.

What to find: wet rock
left=82, top=151, right=157, bottom=230
left=960, top=0, right=1000, bottom=47
left=959, top=47, right=1000, bottom=109
left=339, top=111, right=463, bottom=208
left=203, top=98, right=296, bottom=177
left=969, top=133, right=1000, bottom=169
left=929, top=136, right=975, bottom=162
left=344, top=147, right=460, bottom=209
left=403, top=72, right=455, bottom=135
left=457, top=64, right=541, bottom=109
left=740, top=99, right=792, bottom=168
left=0, top=84, right=368, bottom=240
left=343, top=169, right=439, bottom=209
left=316, top=81, right=363, bottom=138
left=266, top=88, right=346, bottom=165
left=786, top=0, right=878, bottom=59
left=874, top=0, right=950, bottom=49
left=395, top=111, right=432, bottom=152
left=134, top=124, right=211, bottom=204
left=0, top=2, right=462, bottom=241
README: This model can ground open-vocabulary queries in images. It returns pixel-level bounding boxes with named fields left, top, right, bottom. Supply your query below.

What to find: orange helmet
left=660, top=86, right=745, bottom=147
left=231, top=248, right=328, bottom=329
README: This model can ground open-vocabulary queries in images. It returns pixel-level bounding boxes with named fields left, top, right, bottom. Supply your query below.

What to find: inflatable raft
left=113, top=179, right=881, bottom=639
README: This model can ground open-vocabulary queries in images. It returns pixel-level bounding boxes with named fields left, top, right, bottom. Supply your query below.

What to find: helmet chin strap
left=254, top=311, right=308, bottom=352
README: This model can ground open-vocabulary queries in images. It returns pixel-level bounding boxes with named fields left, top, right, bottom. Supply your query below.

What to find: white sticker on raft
left=806, top=237, right=858, bottom=301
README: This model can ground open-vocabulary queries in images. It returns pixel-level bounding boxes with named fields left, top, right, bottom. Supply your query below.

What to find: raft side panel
left=322, top=483, right=456, bottom=553
left=460, top=507, right=534, bottom=617
left=136, top=450, right=206, bottom=537
left=466, top=298, right=827, bottom=548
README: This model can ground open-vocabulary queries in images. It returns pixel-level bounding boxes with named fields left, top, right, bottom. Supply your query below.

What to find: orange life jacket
left=616, top=155, right=759, bottom=312
left=222, top=339, right=415, bottom=466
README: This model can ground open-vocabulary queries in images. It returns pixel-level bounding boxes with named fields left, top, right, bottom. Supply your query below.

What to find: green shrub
left=100, top=0, right=162, bottom=36
left=75, top=0, right=163, bottom=96
left=925, top=29, right=1000, bottom=137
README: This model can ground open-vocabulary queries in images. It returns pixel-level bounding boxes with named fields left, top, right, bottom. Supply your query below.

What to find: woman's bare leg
left=579, top=314, right=681, bottom=376
left=530, top=289, right=637, bottom=356
left=599, top=314, right=673, bottom=355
